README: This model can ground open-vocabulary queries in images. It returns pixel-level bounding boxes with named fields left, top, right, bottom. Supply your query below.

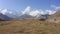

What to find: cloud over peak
left=22, top=6, right=56, bottom=17
left=22, top=6, right=31, bottom=15
left=29, top=10, right=40, bottom=16
left=0, top=9, right=13, bottom=15
left=51, top=5, right=60, bottom=10
left=0, top=9, right=8, bottom=15
left=0, top=6, right=56, bottom=18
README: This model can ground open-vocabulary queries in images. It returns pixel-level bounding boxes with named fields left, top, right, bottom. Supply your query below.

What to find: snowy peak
left=0, top=9, right=12, bottom=15
left=0, top=9, right=22, bottom=18
left=0, top=7, right=56, bottom=18
left=21, top=6, right=56, bottom=18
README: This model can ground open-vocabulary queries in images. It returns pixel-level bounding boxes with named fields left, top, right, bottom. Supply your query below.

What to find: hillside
left=46, top=10, right=60, bottom=23
left=49, top=10, right=60, bottom=18
left=0, top=19, right=60, bottom=34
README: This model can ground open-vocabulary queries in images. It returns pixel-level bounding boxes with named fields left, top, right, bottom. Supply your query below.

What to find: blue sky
left=50, top=0, right=60, bottom=6
left=0, top=0, right=59, bottom=10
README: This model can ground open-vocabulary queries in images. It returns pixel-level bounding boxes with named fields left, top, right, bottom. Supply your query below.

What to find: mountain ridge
left=0, top=13, right=12, bottom=21
left=0, top=9, right=56, bottom=19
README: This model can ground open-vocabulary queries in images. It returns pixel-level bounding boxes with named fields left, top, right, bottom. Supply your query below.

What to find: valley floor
left=0, top=19, right=60, bottom=34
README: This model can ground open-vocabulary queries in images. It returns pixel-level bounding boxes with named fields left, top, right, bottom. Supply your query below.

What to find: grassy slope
left=0, top=19, right=60, bottom=34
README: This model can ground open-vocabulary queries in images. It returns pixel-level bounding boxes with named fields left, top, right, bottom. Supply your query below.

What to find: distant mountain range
left=0, top=9, right=57, bottom=21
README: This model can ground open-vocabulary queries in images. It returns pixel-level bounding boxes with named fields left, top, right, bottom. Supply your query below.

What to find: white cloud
left=0, top=9, right=1, bottom=10
left=0, top=9, right=8, bottom=15
left=51, top=5, right=60, bottom=10
left=0, top=9, right=13, bottom=15
left=8, top=11, right=13, bottom=14
left=45, top=10, right=56, bottom=15
left=56, top=7, right=60, bottom=10
left=51, top=5, right=56, bottom=8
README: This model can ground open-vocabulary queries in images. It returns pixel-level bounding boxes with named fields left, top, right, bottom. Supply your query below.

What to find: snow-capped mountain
left=20, top=6, right=56, bottom=18
left=0, top=8, right=56, bottom=19
left=0, top=13, right=11, bottom=21
left=0, top=9, right=22, bottom=18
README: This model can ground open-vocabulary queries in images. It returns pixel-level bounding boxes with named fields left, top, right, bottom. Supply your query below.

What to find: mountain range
left=0, top=9, right=57, bottom=20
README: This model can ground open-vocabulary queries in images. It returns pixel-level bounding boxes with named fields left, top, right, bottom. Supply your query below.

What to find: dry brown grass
left=0, top=19, right=60, bottom=34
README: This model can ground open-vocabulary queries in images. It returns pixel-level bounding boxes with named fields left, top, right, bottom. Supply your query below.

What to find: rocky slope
left=47, top=10, right=60, bottom=23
